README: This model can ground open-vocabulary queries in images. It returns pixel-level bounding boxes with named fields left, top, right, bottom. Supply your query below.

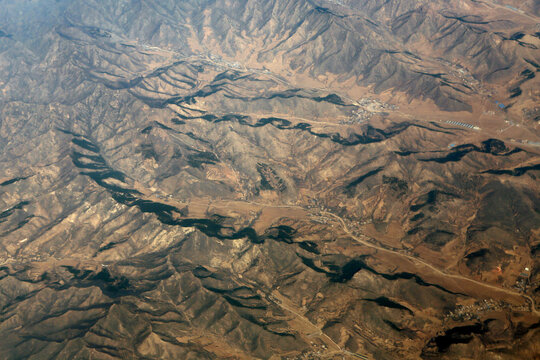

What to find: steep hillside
left=0, top=0, right=539, bottom=359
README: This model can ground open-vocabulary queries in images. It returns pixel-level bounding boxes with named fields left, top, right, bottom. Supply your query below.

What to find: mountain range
left=0, top=0, right=539, bottom=359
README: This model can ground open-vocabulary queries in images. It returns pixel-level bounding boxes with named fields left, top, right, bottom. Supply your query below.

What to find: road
left=130, top=36, right=540, bottom=318
left=321, top=211, right=540, bottom=316
left=241, top=200, right=539, bottom=317
left=270, top=290, right=371, bottom=359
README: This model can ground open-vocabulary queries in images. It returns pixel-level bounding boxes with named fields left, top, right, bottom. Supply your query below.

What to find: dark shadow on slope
left=482, top=163, right=540, bottom=177
left=418, top=139, right=522, bottom=163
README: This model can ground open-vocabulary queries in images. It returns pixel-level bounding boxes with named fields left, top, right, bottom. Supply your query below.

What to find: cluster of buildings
left=453, top=67, right=479, bottom=90
left=356, top=97, right=397, bottom=112
left=445, top=299, right=528, bottom=322
left=437, top=58, right=482, bottom=94
left=309, top=214, right=331, bottom=224
left=514, top=267, right=531, bottom=292
left=339, top=98, right=397, bottom=125
left=340, top=108, right=373, bottom=125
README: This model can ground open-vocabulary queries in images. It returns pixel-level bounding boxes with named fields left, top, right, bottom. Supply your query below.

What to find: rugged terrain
left=0, top=0, right=539, bottom=359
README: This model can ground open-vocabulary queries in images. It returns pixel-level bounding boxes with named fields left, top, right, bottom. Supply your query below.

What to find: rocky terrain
left=0, top=0, right=539, bottom=359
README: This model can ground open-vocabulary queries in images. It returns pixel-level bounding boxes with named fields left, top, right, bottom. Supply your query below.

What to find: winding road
left=321, top=211, right=540, bottom=316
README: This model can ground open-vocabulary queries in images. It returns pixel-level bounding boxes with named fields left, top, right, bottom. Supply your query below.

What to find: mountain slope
left=0, top=0, right=539, bottom=359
